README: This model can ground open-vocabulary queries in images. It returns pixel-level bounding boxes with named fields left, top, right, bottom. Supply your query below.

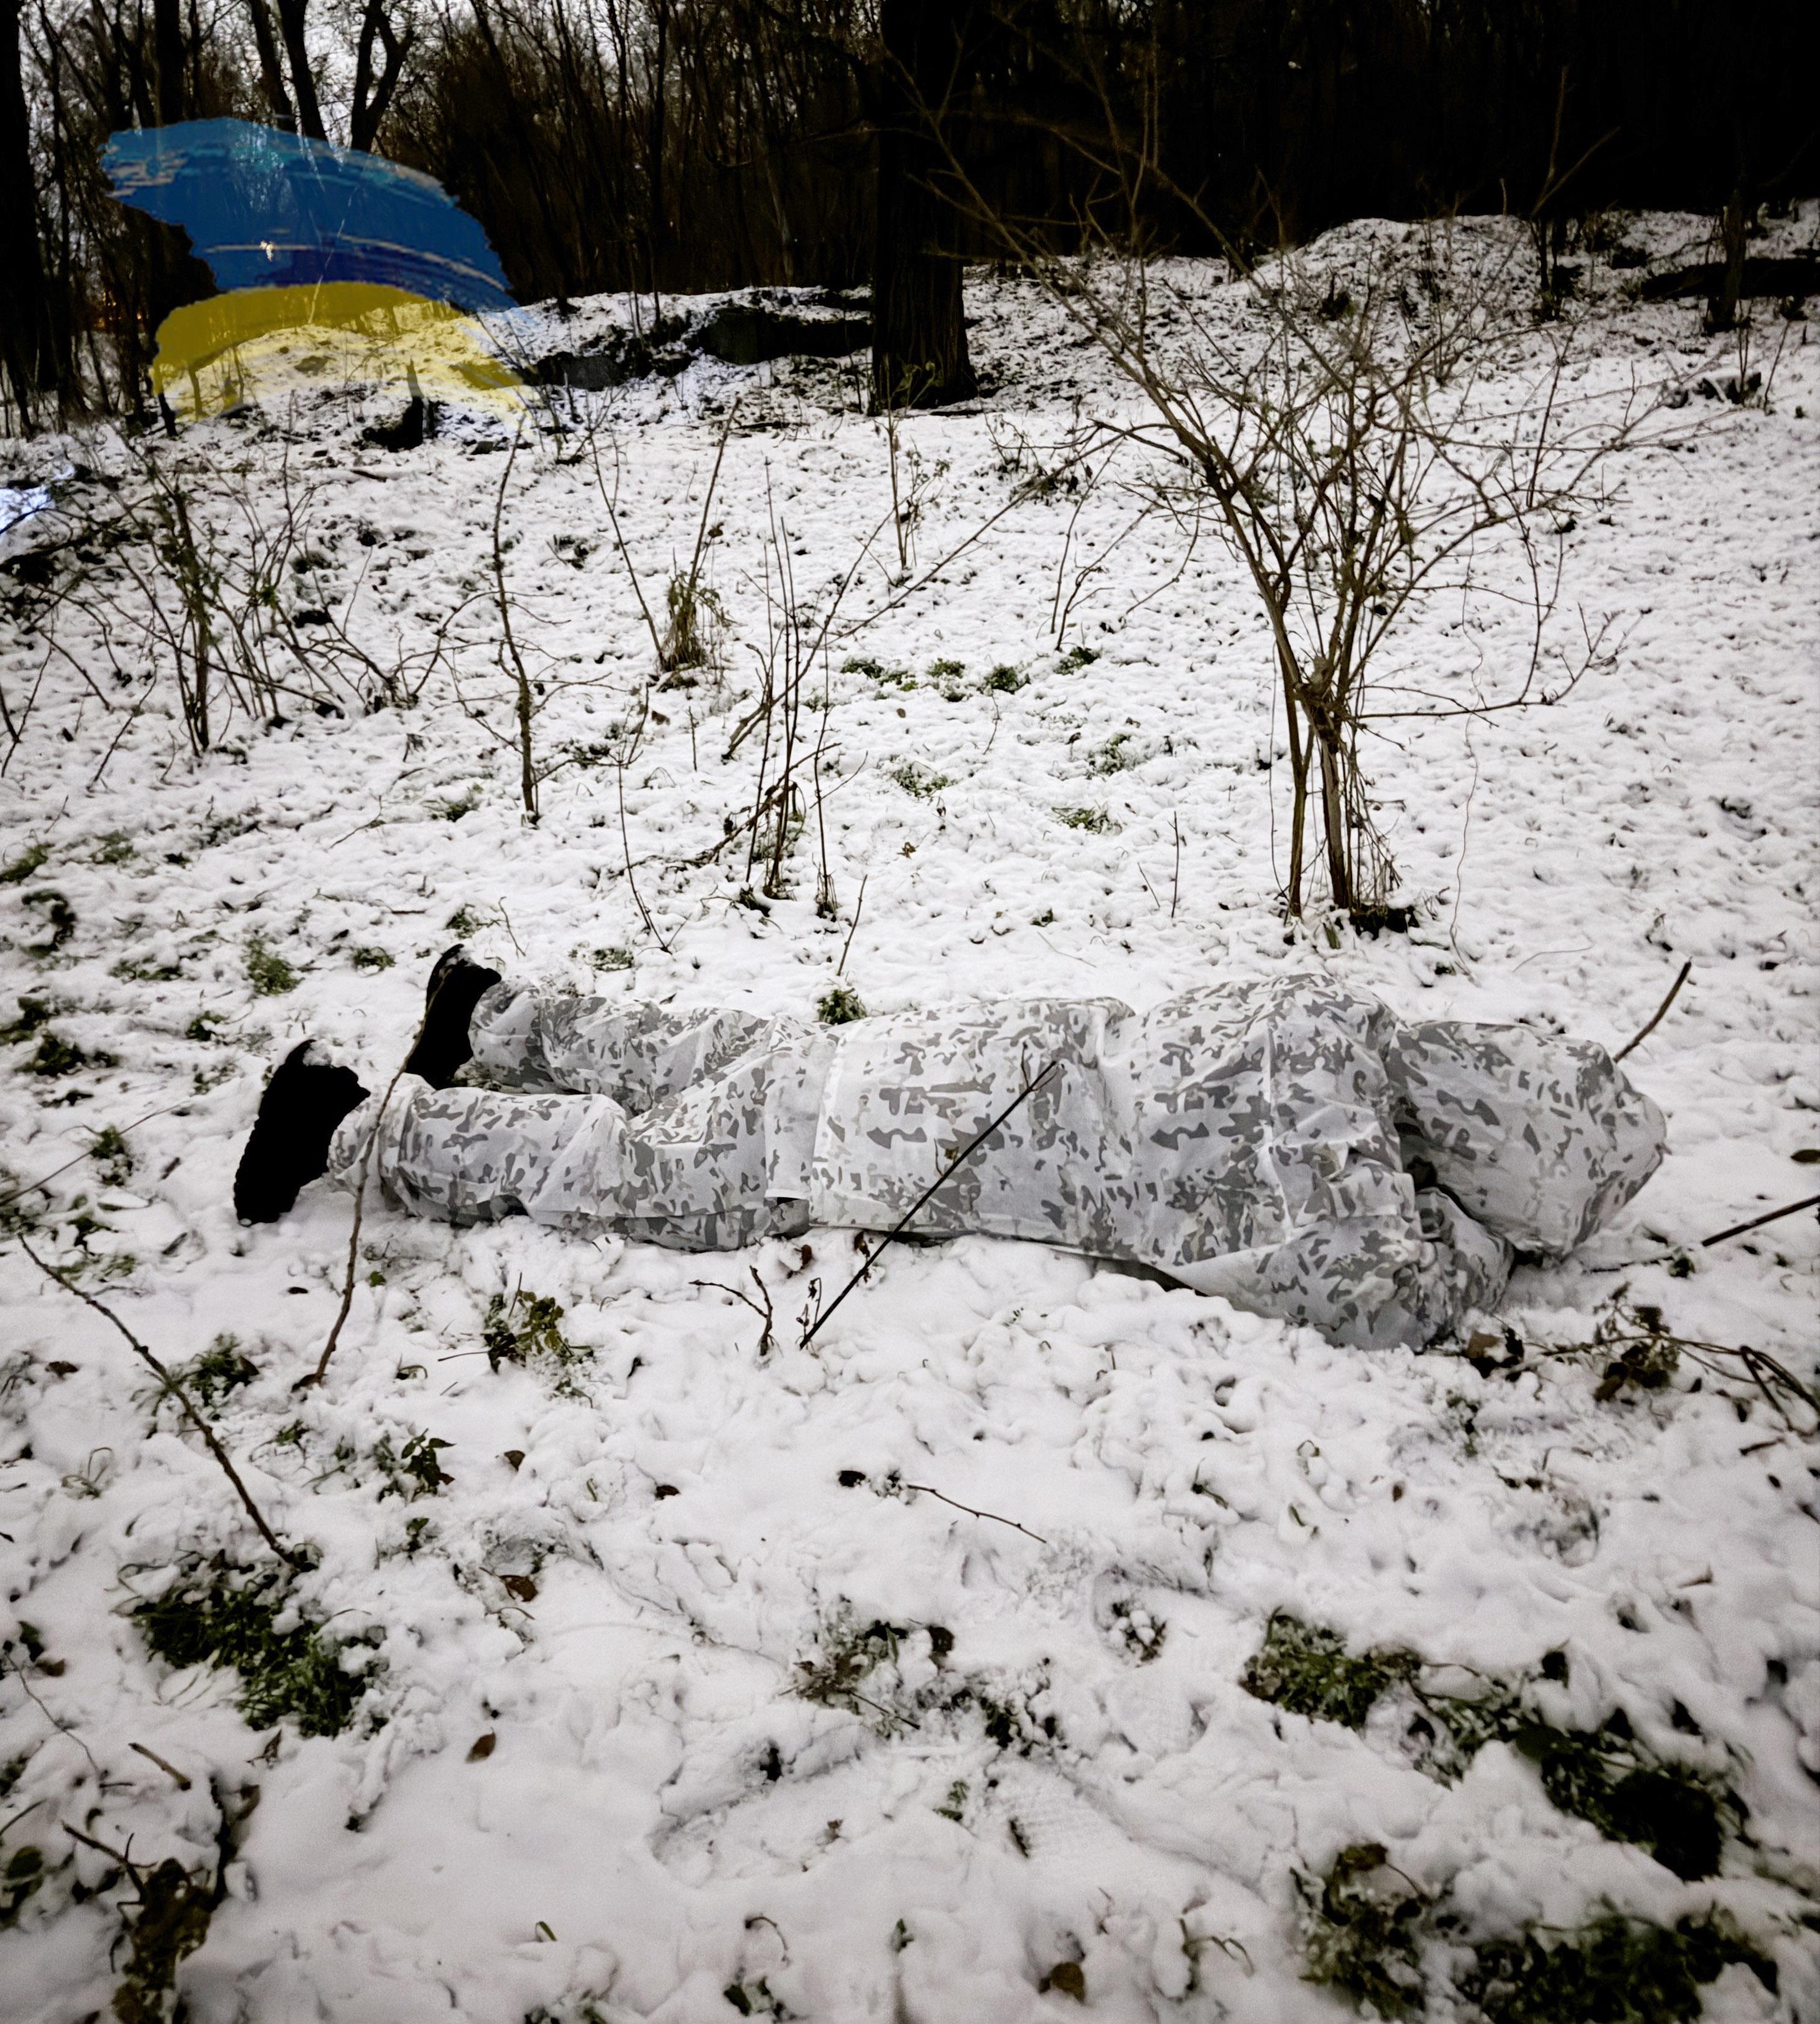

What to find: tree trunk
left=142, top=0, right=216, bottom=355
left=153, top=0, right=186, bottom=125
left=350, top=0, right=411, bottom=154
left=275, top=0, right=328, bottom=142
left=1706, top=183, right=1752, bottom=333
left=0, top=0, right=53, bottom=425
left=249, top=0, right=299, bottom=131
left=871, top=0, right=975, bottom=411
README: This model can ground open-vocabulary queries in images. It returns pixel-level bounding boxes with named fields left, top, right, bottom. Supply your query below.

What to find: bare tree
left=0, top=0, right=55, bottom=423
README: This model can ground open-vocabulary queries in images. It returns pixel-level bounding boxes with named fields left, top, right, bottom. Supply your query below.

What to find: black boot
left=403, top=944, right=503, bottom=1089
left=233, top=1042, right=370, bottom=1224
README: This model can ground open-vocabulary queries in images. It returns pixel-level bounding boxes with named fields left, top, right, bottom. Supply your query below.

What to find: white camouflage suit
left=327, top=977, right=1666, bottom=1347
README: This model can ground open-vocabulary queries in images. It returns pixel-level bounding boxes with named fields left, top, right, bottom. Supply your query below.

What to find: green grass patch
left=887, top=760, right=950, bottom=800
left=1298, top=1849, right=1774, bottom=2024
left=371, top=1429, right=453, bottom=1500
left=1, top=995, right=53, bottom=1045
left=842, top=653, right=914, bottom=689
left=1510, top=1714, right=1725, bottom=1881
left=24, top=1029, right=116, bottom=1077
left=1087, top=731, right=1136, bottom=775
left=1053, top=804, right=1113, bottom=833
left=134, top=1562, right=377, bottom=1737
left=1455, top=1913, right=1775, bottom=2024
left=24, top=889, right=76, bottom=953
left=0, top=843, right=49, bottom=885
left=173, top=1334, right=259, bottom=1411
left=794, top=1609, right=911, bottom=1732
left=90, top=1124, right=134, bottom=1186
left=485, top=1288, right=591, bottom=1393
left=1, top=1844, right=45, bottom=1928
left=1247, top=1617, right=1735, bottom=1881
left=816, top=985, right=867, bottom=1025
left=1299, top=1844, right=1428, bottom=2017
left=244, top=935, right=299, bottom=996
left=350, top=945, right=394, bottom=972
left=1243, top=1615, right=1418, bottom=1729
left=984, top=664, right=1026, bottom=694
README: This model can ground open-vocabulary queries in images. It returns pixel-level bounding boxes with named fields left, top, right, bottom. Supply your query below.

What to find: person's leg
left=236, top=949, right=821, bottom=1241
left=327, top=1075, right=636, bottom=1229
left=467, top=983, right=788, bottom=1111
left=327, top=1025, right=822, bottom=1246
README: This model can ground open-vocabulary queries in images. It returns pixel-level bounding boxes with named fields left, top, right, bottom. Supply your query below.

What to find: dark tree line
left=2, top=0, right=1813, bottom=430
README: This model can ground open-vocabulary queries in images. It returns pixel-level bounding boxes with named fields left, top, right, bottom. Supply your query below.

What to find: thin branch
left=16, top=1240, right=299, bottom=1565
left=836, top=874, right=867, bottom=976
left=1614, top=960, right=1692, bottom=1063
left=0, top=1100, right=188, bottom=1212
left=902, top=1482, right=1048, bottom=1547
left=1699, top=1195, right=1819, bottom=1250
left=591, top=434, right=669, bottom=667
left=298, top=974, right=452, bottom=1391
left=61, top=1821, right=142, bottom=1888
left=129, top=1742, right=192, bottom=1790
left=802, top=1061, right=1061, bottom=1345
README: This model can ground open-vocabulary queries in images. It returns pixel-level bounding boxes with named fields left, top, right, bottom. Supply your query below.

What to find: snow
left=0, top=211, right=1815, bottom=2022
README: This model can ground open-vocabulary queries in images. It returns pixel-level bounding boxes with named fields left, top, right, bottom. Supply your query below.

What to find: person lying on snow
left=233, top=947, right=1666, bottom=1350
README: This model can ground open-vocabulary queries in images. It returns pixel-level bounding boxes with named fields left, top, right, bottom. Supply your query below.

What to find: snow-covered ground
left=0, top=212, right=1815, bottom=2022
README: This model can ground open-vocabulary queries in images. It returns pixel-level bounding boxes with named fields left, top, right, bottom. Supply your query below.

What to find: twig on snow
left=61, top=1820, right=142, bottom=1888
left=129, top=1742, right=193, bottom=1790
left=690, top=1266, right=776, bottom=1358
left=1698, top=1194, right=1820, bottom=1250
left=0, top=1100, right=188, bottom=1213
left=298, top=970, right=452, bottom=1392
left=1614, top=959, right=1692, bottom=1062
left=0, top=1796, right=47, bottom=1842
left=903, top=1482, right=1048, bottom=1546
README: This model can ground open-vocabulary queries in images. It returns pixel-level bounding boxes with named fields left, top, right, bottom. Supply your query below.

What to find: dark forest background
left=1, top=0, right=1814, bottom=428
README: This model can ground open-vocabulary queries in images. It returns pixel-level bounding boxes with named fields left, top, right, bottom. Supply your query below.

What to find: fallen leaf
left=500, top=1574, right=538, bottom=1602
left=502, top=1450, right=525, bottom=1471
left=467, top=1732, right=496, bottom=1761
left=1040, top=1962, right=1086, bottom=2001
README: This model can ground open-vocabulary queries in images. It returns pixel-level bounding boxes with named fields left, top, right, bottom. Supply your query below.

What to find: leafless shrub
left=955, top=206, right=1668, bottom=921
left=728, top=486, right=853, bottom=906
left=26, top=439, right=463, bottom=771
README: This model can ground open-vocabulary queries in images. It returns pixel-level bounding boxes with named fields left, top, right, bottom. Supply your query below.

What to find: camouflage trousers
left=328, top=988, right=827, bottom=1252
left=326, top=977, right=1666, bottom=1348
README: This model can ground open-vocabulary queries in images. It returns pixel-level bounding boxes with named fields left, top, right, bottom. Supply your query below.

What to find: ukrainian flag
left=104, top=118, right=524, bottom=423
